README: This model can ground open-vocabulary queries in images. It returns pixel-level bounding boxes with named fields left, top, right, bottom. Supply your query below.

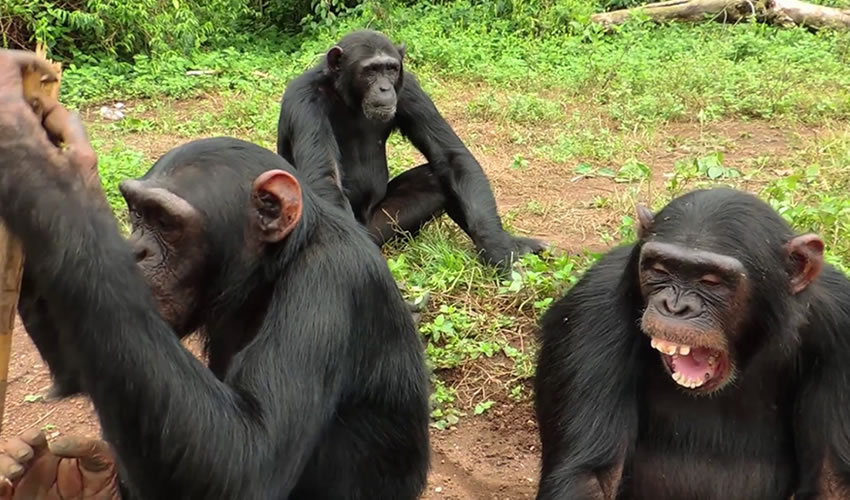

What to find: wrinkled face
left=638, top=241, right=749, bottom=394
left=119, top=179, right=208, bottom=337
left=327, top=40, right=404, bottom=123
left=117, top=164, right=304, bottom=337
left=354, top=52, right=401, bottom=122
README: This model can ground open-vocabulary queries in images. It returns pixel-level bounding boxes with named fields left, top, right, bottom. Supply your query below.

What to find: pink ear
left=787, top=233, right=824, bottom=294
left=252, top=170, right=303, bottom=243
left=327, top=46, right=344, bottom=71
left=636, top=204, right=654, bottom=239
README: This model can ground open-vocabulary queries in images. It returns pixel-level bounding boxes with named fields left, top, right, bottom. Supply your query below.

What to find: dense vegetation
left=4, top=0, right=850, bottom=427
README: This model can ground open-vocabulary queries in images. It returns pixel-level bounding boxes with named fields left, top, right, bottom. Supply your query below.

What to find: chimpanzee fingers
left=49, top=436, right=114, bottom=473
left=0, top=50, right=59, bottom=97
left=0, top=456, right=24, bottom=482
left=0, top=429, right=49, bottom=474
left=17, top=429, right=48, bottom=453
left=0, top=439, right=34, bottom=467
left=0, top=477, right=12, bottom=499
left=514, top=236, right=548, bottom=255
left=39, top=96, right=97, bottom=175
left=50, top=437, right=118, bottom=497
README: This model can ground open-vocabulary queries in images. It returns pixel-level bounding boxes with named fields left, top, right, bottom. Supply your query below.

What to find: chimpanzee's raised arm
left=0, top=71, right=355, bottom=498
left=395, top=74, right=545, bottom=269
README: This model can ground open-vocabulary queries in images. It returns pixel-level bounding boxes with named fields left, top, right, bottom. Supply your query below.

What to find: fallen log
left=591, top=0, right=850, bottom=31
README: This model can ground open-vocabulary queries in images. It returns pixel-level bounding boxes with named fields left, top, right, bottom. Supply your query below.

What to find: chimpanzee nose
left=661, top=296, right=693, bottom=317
left=379, top=85, right=391, bottom=92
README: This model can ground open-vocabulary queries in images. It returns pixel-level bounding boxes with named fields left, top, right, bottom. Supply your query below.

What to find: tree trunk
left=591, top=0, right=850, bottom=30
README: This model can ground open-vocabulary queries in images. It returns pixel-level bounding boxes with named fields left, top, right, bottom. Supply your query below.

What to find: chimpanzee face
left=637, top=241, right=747, bottom=394
left=353, top=52, right=401, bottom=122
left=326, top=32, right=406, bottom=123
left=633, top=193, right=824, bottom=397
left=119, top=179, right=208, bottom=337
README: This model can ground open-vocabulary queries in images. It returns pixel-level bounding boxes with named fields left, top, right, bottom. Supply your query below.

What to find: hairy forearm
left=442, top=158, right=510, bottom=246
left=0, top=142, right=274, bottom=495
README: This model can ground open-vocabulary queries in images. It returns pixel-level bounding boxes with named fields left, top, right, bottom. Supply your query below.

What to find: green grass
left=56, top=0, right=850, bottom=428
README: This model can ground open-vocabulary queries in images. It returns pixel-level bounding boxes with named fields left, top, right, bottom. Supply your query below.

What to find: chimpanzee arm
left=395, top=74, right=535, bottom=268
left=18, top=271, right=82, bottom=398
left=793, top=270, right=850, bottom=498
left=534, top=246, right=641, bottom=499
left=0, top=122, right=351, bottom=498
left=277, top=80, right=352, bottom=215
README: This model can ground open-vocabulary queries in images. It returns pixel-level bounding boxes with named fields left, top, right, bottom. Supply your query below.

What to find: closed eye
left=651, top=263, right=669, bottom=275
left=700, top=273, right=723, bottom=286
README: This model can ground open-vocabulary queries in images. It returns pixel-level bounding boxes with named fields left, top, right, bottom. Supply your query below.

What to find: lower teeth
left=672, top=372, right=706, bottom=388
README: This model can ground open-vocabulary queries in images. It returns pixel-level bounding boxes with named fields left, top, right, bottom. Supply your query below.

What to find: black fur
left=3, top=137, right=431, bottom=499
left=276, top=29, right=543, bottom=269
left=534, top=187, right=850, bottom=499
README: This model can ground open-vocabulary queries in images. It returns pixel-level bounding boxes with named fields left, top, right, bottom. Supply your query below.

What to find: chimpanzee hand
left=481, top=234, right=548, bottom=272
left=0, top=429, right=120, bottom=500
left=0, top=49, right=101, bottom=195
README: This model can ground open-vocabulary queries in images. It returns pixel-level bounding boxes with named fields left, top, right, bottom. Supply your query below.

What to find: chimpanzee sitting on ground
left=534, top=187, right=850, bottom=499
left=0, top=50, right=430, bottom=500
left=277, top=29, right=545, bottom=271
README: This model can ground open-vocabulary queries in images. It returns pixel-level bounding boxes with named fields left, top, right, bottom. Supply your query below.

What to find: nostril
left=135, top=247, right=149, bottom=263
left=662, top=296, right=691, bottom=316
left=379, top=85, right=391, bottom=92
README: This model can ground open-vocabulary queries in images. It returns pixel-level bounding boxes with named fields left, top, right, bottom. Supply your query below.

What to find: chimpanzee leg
left=367, top=164, right=447, bottom=246
left=366, top=165, right=444, bottom=324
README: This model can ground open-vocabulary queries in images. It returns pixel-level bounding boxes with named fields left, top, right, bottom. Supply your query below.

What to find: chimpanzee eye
left=700, top=274, right=723, bottom=286
left=148, top=207, right=174, bottom=232
left=651, top=263, right=669, bottom=275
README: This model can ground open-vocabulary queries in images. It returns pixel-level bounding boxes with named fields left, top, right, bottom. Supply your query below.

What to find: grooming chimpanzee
left=534, top=187, right=850, bottom=499
left=0, top=51, right=430, bottom=499
left=277, top=29, right=545, bottom=270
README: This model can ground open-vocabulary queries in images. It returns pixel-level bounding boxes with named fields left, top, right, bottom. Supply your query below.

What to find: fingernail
left=8, top=465, right=21, bottom=475
left=16, top=450, right=28, bottom=460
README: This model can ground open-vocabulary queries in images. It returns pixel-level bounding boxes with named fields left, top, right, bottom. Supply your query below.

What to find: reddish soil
left=0, top=90, right=824, bottom=497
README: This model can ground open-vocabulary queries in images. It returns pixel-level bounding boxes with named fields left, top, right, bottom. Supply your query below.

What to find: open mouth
left=650, top=337, right=729, bottom=391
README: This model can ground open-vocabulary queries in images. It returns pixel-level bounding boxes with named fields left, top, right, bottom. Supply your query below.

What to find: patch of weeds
left=93, top=141, right=150, bottom=227
left=498, top=251, right=586, bottom=312
left=614, top=158, right=652, bottom=183
left=511, top=154, right=530, bottom=170
left=467, top=92, right=502, bottom=121
left=665, top=152, right=743, bottom=197
left=430, top=378, right=463, bottom=430
left=509, top=384, right=525, bottom=402
left=474, top=400, right=495, bottom=415
left=525, top=200, right=545, bottom=216
left=505, top=94, right=563, bottom=124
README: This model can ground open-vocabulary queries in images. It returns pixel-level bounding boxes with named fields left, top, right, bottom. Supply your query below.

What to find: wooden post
left=0, top=44, right=62, bottom=434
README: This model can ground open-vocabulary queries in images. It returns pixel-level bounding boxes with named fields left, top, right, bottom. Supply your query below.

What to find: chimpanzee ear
left=786, top=233, right=824, bottom=295
left=636, top=204, right=655, bottom=240
left=327, top=46, right=344, bottom=72
left=252, top=170, right=303, bottom=243
left=396, top=43, right=406, bottom=60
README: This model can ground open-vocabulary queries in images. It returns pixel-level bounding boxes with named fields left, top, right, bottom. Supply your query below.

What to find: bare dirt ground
left=0, top=93, right=820, bottom=497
